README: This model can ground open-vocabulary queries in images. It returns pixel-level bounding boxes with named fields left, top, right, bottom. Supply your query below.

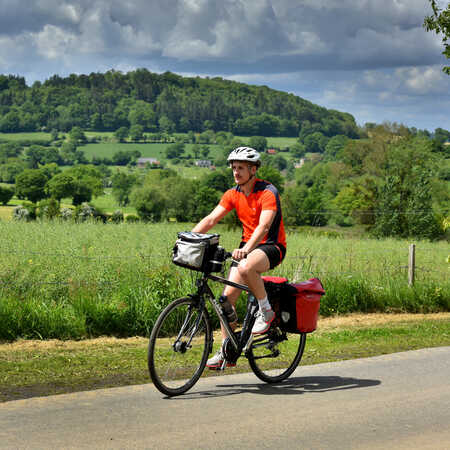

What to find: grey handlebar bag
left=172, top=232, right=220, bottom=271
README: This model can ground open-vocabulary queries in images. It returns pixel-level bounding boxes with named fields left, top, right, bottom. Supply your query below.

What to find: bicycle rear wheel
left=148, top=296, right=212, bottom=396
left=248, top=328, right=306, bottom=383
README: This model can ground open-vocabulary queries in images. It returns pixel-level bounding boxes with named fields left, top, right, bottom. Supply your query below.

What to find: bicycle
left=148, top=239, right=311, bottom=397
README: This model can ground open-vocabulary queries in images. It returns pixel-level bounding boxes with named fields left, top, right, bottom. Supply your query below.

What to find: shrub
left=74, top=203, right=107, bottom=222
left=110, top=210, right=124, bottom=223
left=61, top=207, right=74, bottom=221
left=37, top=198, right=60, bottom=219
left=13, top=203, right=36, bottom=221
left=125, top=214, right=139, bottom=223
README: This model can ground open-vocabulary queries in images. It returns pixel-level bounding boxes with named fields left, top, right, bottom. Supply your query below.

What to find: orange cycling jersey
left=219, top=179, right=286, bottom=248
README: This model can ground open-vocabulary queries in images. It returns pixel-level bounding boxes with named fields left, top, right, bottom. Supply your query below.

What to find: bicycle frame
left=193, top=271, right=259, bottom=361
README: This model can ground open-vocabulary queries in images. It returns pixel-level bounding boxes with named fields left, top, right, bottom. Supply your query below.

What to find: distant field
left=0, top=132, right=52, bottom=141
left=262, top=137, right=298, bottom=148
left=80, top=142, right=224, bottom=162
left=81, top=142, right=167, bottom=159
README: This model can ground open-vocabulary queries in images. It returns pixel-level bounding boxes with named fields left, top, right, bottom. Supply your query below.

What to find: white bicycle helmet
left=227, top=147, right=261, bottom=167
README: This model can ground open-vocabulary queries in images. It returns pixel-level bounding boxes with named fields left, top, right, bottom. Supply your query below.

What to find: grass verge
left=1, top=313, right=449, bottom=403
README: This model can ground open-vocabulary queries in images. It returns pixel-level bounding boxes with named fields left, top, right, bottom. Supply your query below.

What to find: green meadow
left=0, top=221, right=448, bottom=341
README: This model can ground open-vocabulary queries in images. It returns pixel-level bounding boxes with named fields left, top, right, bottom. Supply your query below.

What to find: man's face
left=231, top=161, right=256, bottom=185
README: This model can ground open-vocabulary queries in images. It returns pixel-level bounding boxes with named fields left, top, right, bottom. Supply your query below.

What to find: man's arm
left=192, top=205, right=229, bottom=233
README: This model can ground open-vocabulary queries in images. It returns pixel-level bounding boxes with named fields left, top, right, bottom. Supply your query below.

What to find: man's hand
left=232, top=248, right=248, bottom=261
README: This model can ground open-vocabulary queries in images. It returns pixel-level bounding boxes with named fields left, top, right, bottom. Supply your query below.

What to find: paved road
left=1, top=347, right=449, bottom=449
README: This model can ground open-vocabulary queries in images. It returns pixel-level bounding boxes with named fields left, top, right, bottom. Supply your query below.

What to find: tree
left=200, top=145, right=210, bottom=158
left=24, top=146, right=48, bottom=169
left=304, top=132, right=329, bottom=153
left=424, top=1, right=450, bottom=74
left=434, top=127, right=450, bottom=143
left=190, top=185, right=220, bottom=222
left=0, top=161, right=26, bottom=183
left=324, top=135, right=349, bottom=160
left=72, top=182, right=93, bottom=206
left=0, top=111, right=20, bottom=132
left=290, top=142, right=306, bottom=158
left=112, top=172, right=137, bottom=206
left=201, top=169, right=232, bottom=192
left=60, top=142, right=88, bottom=165
left=69, top=126, right=87, bottom=144
left=112, top=150, right=133, bottom=166
left=158, top=115, right=175, bottom=134
left=165, top=179, right=197, bottom=221
left=128, top=101, right=157, bottom=130
left=129, top=124, right=144, bottom=142
left=283, top=184, right=328, bottom=226
left=63, top=165, right=104, bottom=205
left=0, top=185, right=14, bottom=205
left=332, top=176, right=377, bottom=225
left=165, top=142, right=185, bottom=159
left=192, top=143, right=201, bottom=158
left=114, top=127, right=129, bottom=142
left=46, top=172, right=77, bottom=201
left=257, top=166, right=284, bottom=194
left=373, top=137, right=443, bottom=239
left=15, top=169, right=49, bottom=203
left=131, top=184, right=166, bottom=222
left=249, top=136, right=267, bottom=152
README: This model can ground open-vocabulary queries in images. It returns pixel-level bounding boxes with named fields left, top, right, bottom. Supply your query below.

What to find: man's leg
left=206, top=267, right=243, bottom=369
left=219, top=266, right=244, bottom=339
left=236, top=249, right=274, bottom=334
left=236, top=249, right=270, bottom=300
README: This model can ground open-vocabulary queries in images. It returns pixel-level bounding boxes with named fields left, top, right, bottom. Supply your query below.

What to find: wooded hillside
left=0, top=69, right=359, bottom=137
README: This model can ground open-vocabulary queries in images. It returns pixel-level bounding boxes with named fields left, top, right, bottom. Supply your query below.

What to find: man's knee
left=237, top=259, right=251, bottom=279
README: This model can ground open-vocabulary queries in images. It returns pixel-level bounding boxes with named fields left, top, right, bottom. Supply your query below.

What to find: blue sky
left=0, top=0, right=449, bottom=131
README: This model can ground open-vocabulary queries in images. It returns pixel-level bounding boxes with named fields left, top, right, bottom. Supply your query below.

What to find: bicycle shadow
left=166, top=375, right=381, bottom=400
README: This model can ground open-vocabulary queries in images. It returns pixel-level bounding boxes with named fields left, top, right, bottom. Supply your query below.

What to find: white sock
left=257, top=296, right=271, bottom=311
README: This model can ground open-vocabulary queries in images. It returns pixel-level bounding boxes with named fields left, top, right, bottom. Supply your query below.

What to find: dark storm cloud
left=0, top=0, right=441, bottom=71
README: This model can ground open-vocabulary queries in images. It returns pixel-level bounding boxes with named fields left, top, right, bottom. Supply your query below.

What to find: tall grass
left=0, top=221, right=448, bottom=340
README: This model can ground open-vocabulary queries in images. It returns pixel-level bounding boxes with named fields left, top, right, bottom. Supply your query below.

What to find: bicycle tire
left=148, top=296, right=212, bottom=396
left=248, top=330, right=307, bottom=383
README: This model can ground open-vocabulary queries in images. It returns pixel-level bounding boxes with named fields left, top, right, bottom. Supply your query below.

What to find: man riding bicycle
left=192, top=146, right=287, bottom=369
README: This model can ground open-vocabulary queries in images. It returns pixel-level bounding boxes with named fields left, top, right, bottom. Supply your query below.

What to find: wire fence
left=0, top=243, right=447, bottom=288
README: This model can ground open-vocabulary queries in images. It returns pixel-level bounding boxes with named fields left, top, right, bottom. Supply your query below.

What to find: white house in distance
left=137, top=157, right=160, bottom=168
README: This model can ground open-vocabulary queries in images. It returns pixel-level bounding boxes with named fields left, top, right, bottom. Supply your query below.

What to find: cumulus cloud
left=0, top=0, right=443, bottom=71
left=0, top=0, right=448, bottom=129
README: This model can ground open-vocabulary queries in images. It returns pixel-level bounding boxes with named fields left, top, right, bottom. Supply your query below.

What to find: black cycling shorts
left=231, top=242, right=286, bottom=270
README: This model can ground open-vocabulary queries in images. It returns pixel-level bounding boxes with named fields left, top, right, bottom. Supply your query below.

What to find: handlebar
left=223, top=251, right=240, bottom=266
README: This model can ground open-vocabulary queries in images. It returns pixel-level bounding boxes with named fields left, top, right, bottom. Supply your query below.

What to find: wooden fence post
left=408, top=244, right=416, bottom=286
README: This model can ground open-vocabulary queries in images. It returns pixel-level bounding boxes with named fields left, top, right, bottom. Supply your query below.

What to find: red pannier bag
left=290, top=278, right=325, bottom=333
left=263, top=276, right=325, bottom=334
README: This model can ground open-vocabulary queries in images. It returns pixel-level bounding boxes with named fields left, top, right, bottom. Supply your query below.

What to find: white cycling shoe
left=251, top=308, right=275, bottom=334
left=206, top=349, right=236, bottom=370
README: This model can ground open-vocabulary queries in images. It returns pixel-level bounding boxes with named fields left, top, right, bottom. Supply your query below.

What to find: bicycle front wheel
left=248, top=329, right=306, bottom=383
left=148, top=297, right=212, bottom=396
